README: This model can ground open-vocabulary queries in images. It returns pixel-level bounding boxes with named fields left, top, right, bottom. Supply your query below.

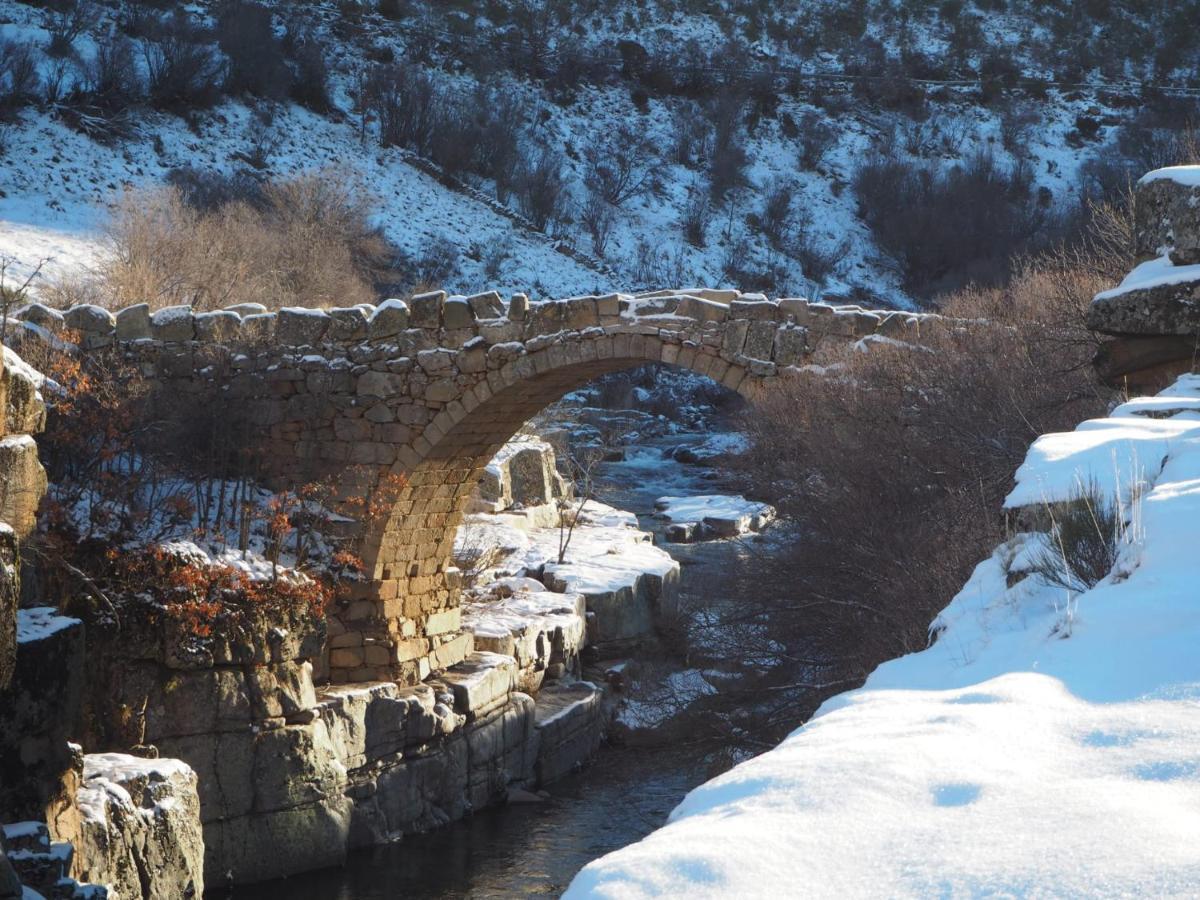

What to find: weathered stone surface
left=1136, top=172, right=1200, bottom=265
left=16, top=303, right=64, bottom=332
left=114, top=303, right=151, bottom=341
left=0, top=609, right=85, bottom=820
left=64, top=304, right=115, bottom=335
left=276, top=308, right=330, bottom=345
left=327, top=307, right=369, bottom=342
left=0, top=528, right=17, bottom=692
left=369, top=300, right=410, bottom=339
left=409, top=291, right=445, bottom=329
left=194, top=310, right=242, bottom=343
left=1088, top=276, right=1200, bottom=336
left=533, top=681, right=604, bottom=784
left=150, top=305, right=195, bottom=342
left=4, top=350, right=46, bottom=438
left=0, top=436, right=46, bottom=539
left=468, top=291, right=505, bottom=319
left=70, top=753, right=205, bottom=900
left=443, top=297, right=475, bottom=330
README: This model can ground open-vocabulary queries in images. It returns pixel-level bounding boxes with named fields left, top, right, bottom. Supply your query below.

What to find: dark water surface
left=243, top=748, right=705, bottom=900
left=243, top=432, right=767, bottom=899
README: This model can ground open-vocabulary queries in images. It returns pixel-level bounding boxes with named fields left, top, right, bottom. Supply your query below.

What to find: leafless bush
left=515, top=145, right=570, bottom=233
left=45, top=0, right=96, bottom=58
left=725, top=257, right=1114, bottom=746
left=706, top=91, right=750, bottom=199
left=580, top=193, right=617, bottom=257
left=284, top=27, right=331, bottom=113
left=855, top=150, right=1048, bottom=301
left=583, top=126, right=653, bottom=208
left=797, top=112, right=836, bottom=169
left=0, top=38, right=41, bottom=113
left=672, top=102, right=711, bottom=168
left=366, top=63, right=440, bottom=154
left=82, top=31, right=142, bottom=111
left=759, top=180, right=795, bottom=250
left=141, top=17, right=222, bottom=111
left=217, top=0, right=290, bottom=100
left=408, top=235, right=459, bottom=288
left=680, top=190, right=709, bottom=247
left=100, top=169, right=392, bottom=309
left=632, top=238, right=691, bottom=288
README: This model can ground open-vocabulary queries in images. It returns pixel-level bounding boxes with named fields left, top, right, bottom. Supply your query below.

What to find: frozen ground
left=566, top=375, right=1200, bottom=898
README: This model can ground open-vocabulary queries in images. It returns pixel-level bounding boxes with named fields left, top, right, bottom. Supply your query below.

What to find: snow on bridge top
left=14, top=288, right=931, bottom=381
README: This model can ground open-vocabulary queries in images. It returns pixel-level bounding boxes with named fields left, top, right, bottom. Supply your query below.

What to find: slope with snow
left=566, top=375, right=1200, bottom=898
left=0, top=0, right=1153, bottom=306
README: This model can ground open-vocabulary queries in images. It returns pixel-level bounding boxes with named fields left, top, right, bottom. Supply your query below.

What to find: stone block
left=150, top=305, right=195, bottom=342
left=468, top=291, right=505, bottom=319
left=1136, top=172, right=1200, bottom=265
left=369, top=300, right=410, bottom=339
left=327, top=307, right=369, bottom=341
left=409, top=291, right=445, bottom=329
left=438, top=652, right=516, bottom=716
left=193, top=310, right=241, bottom=343
left=276, top=308, right=331, bottom=345
left=115, top=303, right=151, bottom=340
left=0, top=435, right=46, bottom=538
left=64, top=304, right=115, bottom=335
left=442, top=297, right=475, bottom=330
left=425, top=607, right=461, bottom=635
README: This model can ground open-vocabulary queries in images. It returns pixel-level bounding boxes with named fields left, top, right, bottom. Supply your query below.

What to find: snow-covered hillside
left=0, top=0, right=1191, bottom=305
left=565, top=375, right=1200, bottom=897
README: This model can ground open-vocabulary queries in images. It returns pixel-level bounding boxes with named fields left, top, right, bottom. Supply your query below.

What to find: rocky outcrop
left=0, top=609, right=85, bottom=822
left=1134, top=168, right=1200, bottom=266
left=474, top=437, right=569, bottom=513
left=1090, top=166, right=1200, bottom=391
left=72, top=754, right=204, bottom=899
left=0, top=347, right=47, bottom=692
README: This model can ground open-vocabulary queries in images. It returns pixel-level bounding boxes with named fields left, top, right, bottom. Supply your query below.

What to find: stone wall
left=13, top=289, right=929, bottom=690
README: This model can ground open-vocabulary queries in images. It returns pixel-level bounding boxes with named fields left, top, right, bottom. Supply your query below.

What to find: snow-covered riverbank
left=567, top=375, right=1200, bottom=897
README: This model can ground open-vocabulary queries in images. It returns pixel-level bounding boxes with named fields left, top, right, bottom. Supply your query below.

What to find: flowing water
left=245, top=432, right=777, bottom=899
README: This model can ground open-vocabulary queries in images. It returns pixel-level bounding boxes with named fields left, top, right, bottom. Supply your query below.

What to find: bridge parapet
left=14, top=290, right=932, bottom=685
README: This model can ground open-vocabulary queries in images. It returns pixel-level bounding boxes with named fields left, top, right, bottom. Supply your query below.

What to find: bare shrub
left=366, top=62, right=441, bottom=155
left=854, top=150, right=1048, bottom=301
left=514, top=145, right=570, bottom=233
left=141, top=16, right=222, bottom=111
left=707, top=91, right=750, bottom=200
left=727, top=259, right=1113, bottom=746
left=583, top=126, right=653, bottom=208
left=680, top=190, right=709, bottom=248
left=100, top=169, right=392, bottom=310
left=797, top=112, right=836, bottom=169
left=217, top=0, right=290, bottom=100
left=1028, top=482, right=1132, bottom=596
left=0, top=38, right=42, bottom=113
left=82, top=31, right=142, bottom=111
left=284, top=28, right=331, bottom=113
left=580, top=193, right=616, bottom=257
left=45, top=0, right=96, bottom=58
left=759, top=180, right=795, bottom=250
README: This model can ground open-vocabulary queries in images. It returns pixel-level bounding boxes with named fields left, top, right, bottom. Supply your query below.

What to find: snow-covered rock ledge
left=565, top=375, right=1200, bottom=898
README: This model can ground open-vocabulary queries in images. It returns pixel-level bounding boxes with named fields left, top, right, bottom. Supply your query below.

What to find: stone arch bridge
left=17, top=289, right=931, bottom=684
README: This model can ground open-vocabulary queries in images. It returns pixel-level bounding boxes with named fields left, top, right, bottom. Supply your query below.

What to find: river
left=245, top=431, right=778, bottom=899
